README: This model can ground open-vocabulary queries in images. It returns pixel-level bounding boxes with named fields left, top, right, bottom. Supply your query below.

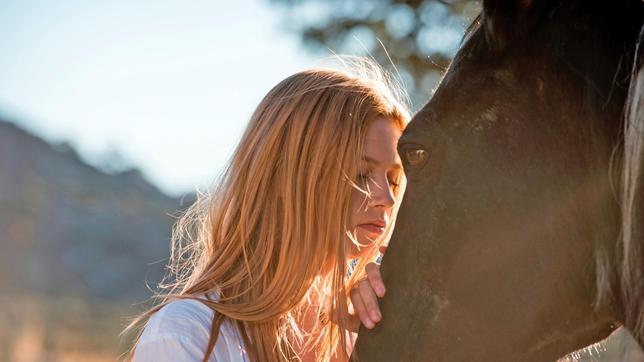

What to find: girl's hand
left=349, top=246, right=387, bottom=331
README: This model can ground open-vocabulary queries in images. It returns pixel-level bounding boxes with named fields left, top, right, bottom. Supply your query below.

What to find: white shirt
left=133, top=298, right=249, bottom=362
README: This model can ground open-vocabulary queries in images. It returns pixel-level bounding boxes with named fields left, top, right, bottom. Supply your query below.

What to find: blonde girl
left=127, top=57, right=410, bottom=361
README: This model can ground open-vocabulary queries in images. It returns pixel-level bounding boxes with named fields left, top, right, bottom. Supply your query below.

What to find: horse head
left=353, top=1, right=644, bottom=360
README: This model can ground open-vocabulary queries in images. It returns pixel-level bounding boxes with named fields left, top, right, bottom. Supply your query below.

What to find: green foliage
left=271, top=0, right=481, bottom=109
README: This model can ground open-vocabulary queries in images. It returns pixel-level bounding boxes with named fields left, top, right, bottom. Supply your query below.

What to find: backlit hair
left=125, top=57, right=410, bottom=361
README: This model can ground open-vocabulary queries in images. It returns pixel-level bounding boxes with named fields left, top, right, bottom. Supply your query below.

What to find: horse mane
left=620, top=24, right=644, bottom=346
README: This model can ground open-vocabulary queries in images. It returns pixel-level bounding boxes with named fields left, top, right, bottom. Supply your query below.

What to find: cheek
left=348, top=189, right=367, bottom=223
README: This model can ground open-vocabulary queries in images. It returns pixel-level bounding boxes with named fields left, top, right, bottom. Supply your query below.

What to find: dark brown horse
left=353, top=0, right=644, bottom=361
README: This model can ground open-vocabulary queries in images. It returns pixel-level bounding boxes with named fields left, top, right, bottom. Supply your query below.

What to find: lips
left=358, top=220, right=387, bottom=234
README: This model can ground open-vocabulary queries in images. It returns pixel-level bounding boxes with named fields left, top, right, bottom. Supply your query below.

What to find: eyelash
left=357, top=172, right=400, bottom=188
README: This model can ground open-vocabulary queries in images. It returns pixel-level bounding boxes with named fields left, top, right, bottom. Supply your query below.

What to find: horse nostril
left=405, top=148, right=429, bottom=168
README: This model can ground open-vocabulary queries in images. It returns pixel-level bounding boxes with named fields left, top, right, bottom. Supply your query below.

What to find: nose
left=367, top=174, right=396, bottom=209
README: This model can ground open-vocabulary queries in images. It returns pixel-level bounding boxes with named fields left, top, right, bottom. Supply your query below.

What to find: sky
left=0, top=0, right=318, bottom=196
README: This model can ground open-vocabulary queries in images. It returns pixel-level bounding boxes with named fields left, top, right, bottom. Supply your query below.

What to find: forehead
left=365, top=117, right=402, bottom=139
left=363, top=117, right=402, bottom=164
left=405, top=32, right=550, bottom=141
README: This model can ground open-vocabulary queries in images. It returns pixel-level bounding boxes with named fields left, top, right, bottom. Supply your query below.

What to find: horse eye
left=405, top=148, right=429, bottom=169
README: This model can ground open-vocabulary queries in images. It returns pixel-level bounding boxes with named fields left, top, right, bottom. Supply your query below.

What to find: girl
left=128, top=57, right=409, bottom=361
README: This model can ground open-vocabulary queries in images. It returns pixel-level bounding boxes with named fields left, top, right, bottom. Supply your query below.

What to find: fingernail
left=377, top=287, right=385, bottom=297
left=370, top=310, right=381, bottom=322
left=365, top=320, right=374, bottom=329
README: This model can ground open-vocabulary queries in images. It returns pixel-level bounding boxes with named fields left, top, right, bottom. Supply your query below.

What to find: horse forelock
left=479, top=0, right=558, bottom=52
left=478, top=0, right=642, bottom=52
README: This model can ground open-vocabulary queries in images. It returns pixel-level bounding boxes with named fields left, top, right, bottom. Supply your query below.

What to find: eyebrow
left=362, top=156, right=402, bottom=170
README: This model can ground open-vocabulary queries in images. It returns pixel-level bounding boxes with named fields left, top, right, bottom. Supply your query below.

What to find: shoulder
left=133, top=298, right=249, bottom=362
left=144, top=298, right=215, bottom=337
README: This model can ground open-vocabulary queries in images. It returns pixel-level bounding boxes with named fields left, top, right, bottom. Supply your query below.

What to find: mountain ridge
left=0, top=118, right=188, bottom=301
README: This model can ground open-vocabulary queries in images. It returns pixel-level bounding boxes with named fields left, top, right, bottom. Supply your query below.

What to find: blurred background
left=2, top=1, right=638, bottom=361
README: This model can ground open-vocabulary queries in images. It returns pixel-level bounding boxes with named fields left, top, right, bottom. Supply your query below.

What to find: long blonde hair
left=126, top=57, right=410, bottom=361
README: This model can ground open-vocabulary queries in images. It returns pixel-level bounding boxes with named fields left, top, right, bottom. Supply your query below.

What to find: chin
left=348, top=234, right=380, bottom=259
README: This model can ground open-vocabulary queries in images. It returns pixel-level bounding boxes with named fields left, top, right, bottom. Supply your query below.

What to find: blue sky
left=0, top=0, right=319, bottom=196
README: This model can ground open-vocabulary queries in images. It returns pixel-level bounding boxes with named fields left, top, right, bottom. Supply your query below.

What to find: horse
left=352, top=0, right=644, bottom=360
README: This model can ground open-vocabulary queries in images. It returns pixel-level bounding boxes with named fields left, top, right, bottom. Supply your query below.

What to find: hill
left=0, top=119, right=191, bottom=360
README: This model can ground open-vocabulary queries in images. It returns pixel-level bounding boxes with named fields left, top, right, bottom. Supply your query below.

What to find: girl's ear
left=481, top=0, right=537, bottom=51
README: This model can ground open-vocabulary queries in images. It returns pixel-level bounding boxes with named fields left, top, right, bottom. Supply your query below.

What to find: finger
left=366, top=262, right=386, bottom=298
left=350, top=288, right=375, bottom=329
left=358, top=280, right=382, bottom=323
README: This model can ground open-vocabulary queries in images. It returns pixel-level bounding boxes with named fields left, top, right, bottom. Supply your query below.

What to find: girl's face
left=347, top=116, right=403, bottom=259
